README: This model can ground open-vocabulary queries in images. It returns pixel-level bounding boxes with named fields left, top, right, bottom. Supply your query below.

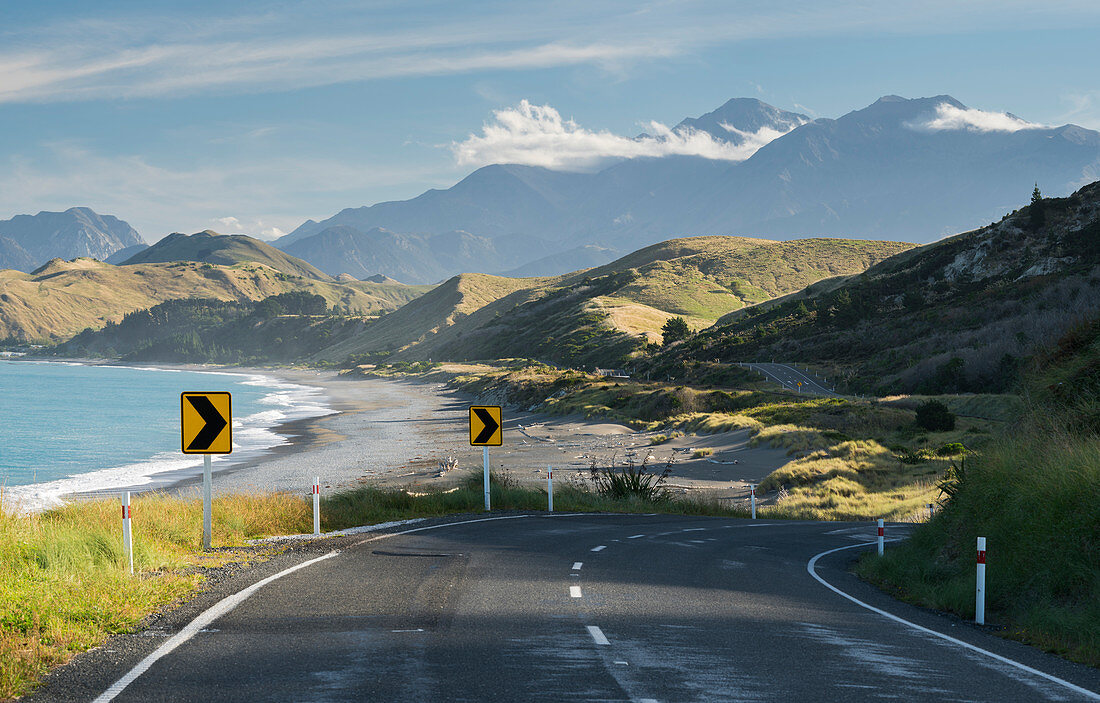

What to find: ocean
left=0, top=360, right=333, bottom=512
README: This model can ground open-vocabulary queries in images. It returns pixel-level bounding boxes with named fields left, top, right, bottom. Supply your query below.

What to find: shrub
left=916, top=400, right=955, bottom=431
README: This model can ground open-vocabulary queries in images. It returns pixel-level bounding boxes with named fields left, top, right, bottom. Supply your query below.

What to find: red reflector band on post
left=977, top=550, right=986, bottom=564
left=122, top=506, right=130, bottom=519
left=877, top=527, right=884, bottom=536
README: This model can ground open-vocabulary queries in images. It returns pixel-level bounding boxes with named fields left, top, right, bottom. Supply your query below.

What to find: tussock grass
left=759, top=439, right=943, bottom=521
left=0, top=492, right=310, bottom=699
left=856, top=433, right=1100, bottom=665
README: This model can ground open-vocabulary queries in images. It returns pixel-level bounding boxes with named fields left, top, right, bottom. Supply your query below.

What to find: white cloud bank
left=452, top=100, right=796, bottom=170
left=908, top=103, right=1047, bottom=133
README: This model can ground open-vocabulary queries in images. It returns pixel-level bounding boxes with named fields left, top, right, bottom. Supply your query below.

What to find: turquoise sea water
left=0, top=360, right=331, bottom=510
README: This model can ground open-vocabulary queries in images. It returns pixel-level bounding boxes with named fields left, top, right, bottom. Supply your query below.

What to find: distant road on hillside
left=741, top=362, right=838, bottom=397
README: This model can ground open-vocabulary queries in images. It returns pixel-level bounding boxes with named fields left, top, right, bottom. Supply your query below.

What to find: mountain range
left=273, top=95, right=1100, bottom=283
left=0, top=208, right=145, bottom=272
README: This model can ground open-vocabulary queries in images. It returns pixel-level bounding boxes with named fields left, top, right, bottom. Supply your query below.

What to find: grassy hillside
left=123, top=231, right=332, bottom=281
left=857, top=318, right=1100, bottom=665
left=53, top=294, right=380, bottom=363
left=0, top=258, right=429, bottom=343
left=314, top=272, right=555, bottom=362
left=318, top=236, right=911, bottom=366
left=659, top=182, right=1100, bottom=394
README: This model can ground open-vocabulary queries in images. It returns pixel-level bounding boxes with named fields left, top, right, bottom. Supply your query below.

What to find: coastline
left=8, top=359, right=793, bottom=511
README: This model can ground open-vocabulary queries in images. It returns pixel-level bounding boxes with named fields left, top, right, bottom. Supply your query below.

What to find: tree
left=1029, top=183, right=1045, bottom=229
left=661, top=316, right=690, bottom=345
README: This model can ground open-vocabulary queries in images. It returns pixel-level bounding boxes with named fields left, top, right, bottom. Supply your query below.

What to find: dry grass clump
left=758, top=440, right=944, bottom=521
left=750, top=424, right=832, bottom=455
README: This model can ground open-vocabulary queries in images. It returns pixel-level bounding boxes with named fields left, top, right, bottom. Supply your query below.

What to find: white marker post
left=203, top=455, right=212, bottom=551
left=483, top=446, right=491, bottom=511
left=976, top=537, right=987, bottom=625
left=749, top=484, right=757, bottom=520
left=547, top=466, right=554, bottom=512
left=928, top=503, right=935, bottom=519
left=313, top=477, right=321, bottom=536
left=877, top=518, right=885, bottom=556
left=122, top=491, right=133, bottom=574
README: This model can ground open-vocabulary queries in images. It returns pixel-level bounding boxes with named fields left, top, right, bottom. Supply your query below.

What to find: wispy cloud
left=451, top=100, right=796, bottom=170
left=906, top=103, right=1046, bottom=133
left=2, top=1, right=1096, bottom=104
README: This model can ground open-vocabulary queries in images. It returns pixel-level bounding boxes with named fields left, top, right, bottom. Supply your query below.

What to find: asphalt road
left=742, top=363, right=838, bottom=397
left=38, top=514, right=1100, bottom=702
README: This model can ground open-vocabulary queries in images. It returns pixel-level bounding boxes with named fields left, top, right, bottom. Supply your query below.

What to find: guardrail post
left=313, top=477, right=321, bottom=536
left=976, top=537, right=987, bottom=624
left=122, top=491, right=133, bottom=574
left=877, top=519, right=885, bottom=556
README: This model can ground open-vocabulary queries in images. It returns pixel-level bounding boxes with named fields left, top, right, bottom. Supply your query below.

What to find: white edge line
left=93, top=549, right=339, bottom=703
left=807, top=541, right=1100, bottom=701
left=570, top=586, right=583, bottom=598
left=587, top=625, right=610, bottom=645
left=95, top=514, right=532, bottom=703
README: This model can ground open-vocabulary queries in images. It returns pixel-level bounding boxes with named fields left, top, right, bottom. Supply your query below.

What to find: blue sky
left=1, top=0, right=1098, bottom=242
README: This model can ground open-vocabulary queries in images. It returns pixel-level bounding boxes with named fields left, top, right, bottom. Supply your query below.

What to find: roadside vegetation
left=357, top=358, right=993, bottom=522
left=856, top=318, right=1100, bottom=666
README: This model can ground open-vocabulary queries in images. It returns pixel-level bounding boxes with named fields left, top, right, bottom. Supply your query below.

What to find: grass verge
left=0, top=492, right=311, bottom=700
left=855, top=432, right=1100, bottom=667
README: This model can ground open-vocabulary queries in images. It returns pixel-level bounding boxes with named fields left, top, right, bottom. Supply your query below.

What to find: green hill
left=123, top=231, right=332, bottom=281
left=315, top=272, right=553, bottom=362
left=0, top=257, right=429, bottom=342
left=318, top=235, right=912, bottom=367
left=659, top=181, right=1100, bottom=394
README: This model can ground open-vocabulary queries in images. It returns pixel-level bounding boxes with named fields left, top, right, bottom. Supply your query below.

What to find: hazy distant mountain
left=105, top=244, right=149, bottom=264
left=275, top=95, right=1100, bottom=281
left=0, top=207, right=144, bottom=271
left=666, top=97, right=809, bottom=143
left=124, top=231, right=332, bottom=281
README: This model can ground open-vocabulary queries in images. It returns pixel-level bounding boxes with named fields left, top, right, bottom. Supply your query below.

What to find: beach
left=156, top=368, right=793, bottom=503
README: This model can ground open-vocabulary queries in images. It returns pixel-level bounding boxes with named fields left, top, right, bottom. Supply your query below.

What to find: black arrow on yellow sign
left=186, top=396, right=227, bottom=451
left=181, top=392, right=232, bottom=454
left=469, top=405, right=502, bottom=446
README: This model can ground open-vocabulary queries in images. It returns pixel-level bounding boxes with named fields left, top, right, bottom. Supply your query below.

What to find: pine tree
left=1029, top=183, right=1045, bottom=229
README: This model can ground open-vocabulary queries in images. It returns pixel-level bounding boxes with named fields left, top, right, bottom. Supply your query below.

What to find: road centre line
left=572, top=562, right=583, bottom=570
left=628, top=534, right=645, bottom=539
left=587, top=625, right=611, bottom=645
left=592, top=545, right=607, bottom=552
left=570, top=586, right=583, bottom=598
left=94, top=514, right=533, bottom=703
left=808, top=542, right=1100, bottom=701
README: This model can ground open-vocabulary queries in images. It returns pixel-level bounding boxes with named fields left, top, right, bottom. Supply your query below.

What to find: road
left=39, top=514, right=1100, bottom=702
left=741, top=362, right=838, bottom=397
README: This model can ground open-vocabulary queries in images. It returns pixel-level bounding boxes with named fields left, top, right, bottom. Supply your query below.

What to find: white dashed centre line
left=570, top=586, right=583, bottom=598
left=572, top=562, right=583, bottom=570
left=627, top=534, right=645, bottom=539
left=591, top=545, right=606, bottom=552
left=586, top=625, right=610, bottom=645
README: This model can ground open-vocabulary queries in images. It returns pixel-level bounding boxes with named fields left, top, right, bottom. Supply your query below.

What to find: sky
left=1, top=1, right=1098, bottom=243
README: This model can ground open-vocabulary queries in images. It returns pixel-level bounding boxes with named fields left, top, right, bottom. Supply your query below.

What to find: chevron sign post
left=470, top=406, right=503, bottom=510
left=181, top=392, right=232, bottom=550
